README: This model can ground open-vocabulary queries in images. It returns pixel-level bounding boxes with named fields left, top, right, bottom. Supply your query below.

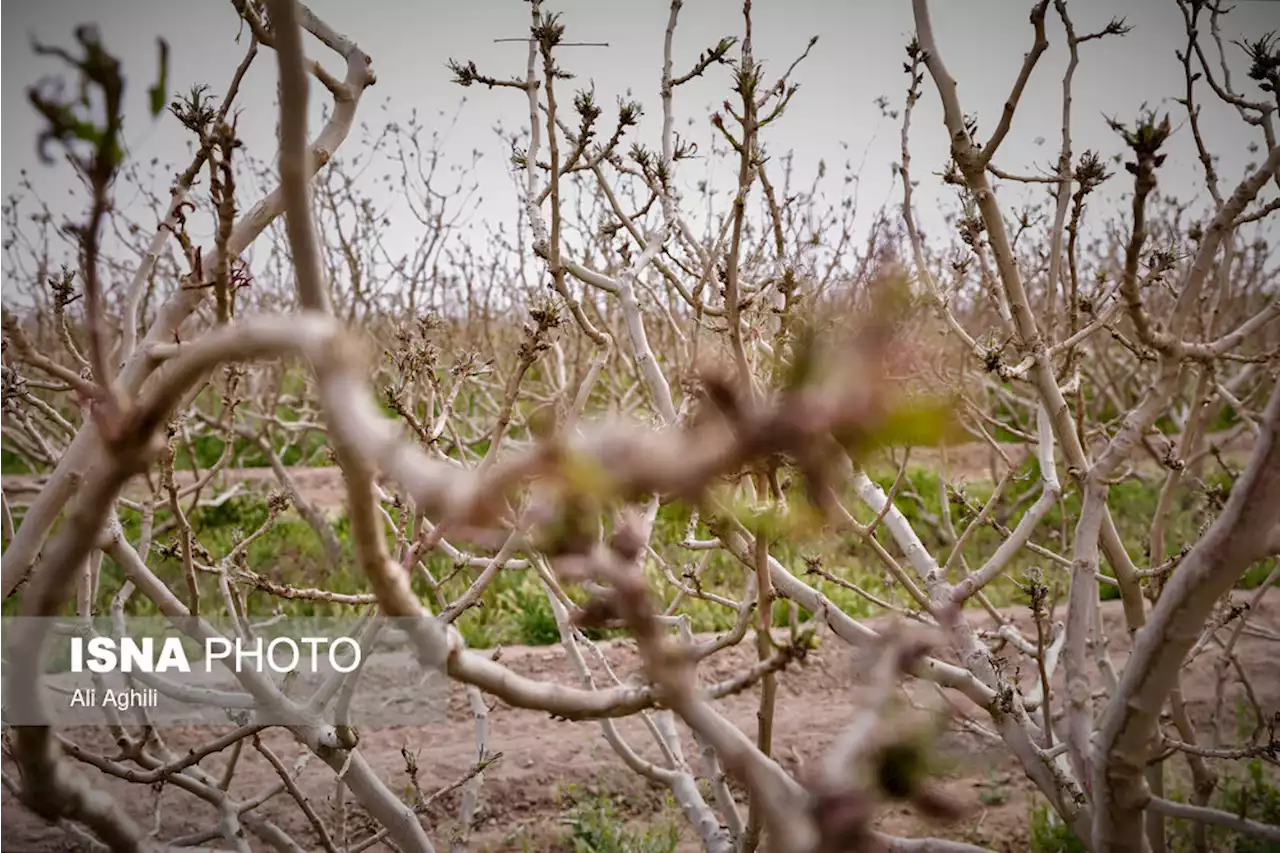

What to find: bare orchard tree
left=1, top=0, right=1278, bottom=851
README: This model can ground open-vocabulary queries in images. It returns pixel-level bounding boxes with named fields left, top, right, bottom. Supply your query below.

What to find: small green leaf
left=149, top=38, right=170, bottom=118
left=68, top=115, right=103, bottom=146
left=723, top=491, right=823, bottom=540
left=561, top=451, right=613, bottom=500
left=839, top=397, right=959, bottom=457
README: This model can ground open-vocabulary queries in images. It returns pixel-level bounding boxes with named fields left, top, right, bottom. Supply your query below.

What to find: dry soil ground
left=3, top=590, right=1278, bottom=852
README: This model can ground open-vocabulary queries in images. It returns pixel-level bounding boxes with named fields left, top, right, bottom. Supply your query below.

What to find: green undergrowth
left=1029, top=757, right=1280, bottom=852
left=1029, top=799, right=1088, bottom=852
left=1167, top=705, right=1280, bottom=853
left=490, top=783, right=680, bottom=852
left=557, top=788, right=680, bottom=853
left=1206, top=759, right=1280, bottom=853
left=1031, top=693, right=1280, bottom=852
left=3, top=461, right=1275, bottom=646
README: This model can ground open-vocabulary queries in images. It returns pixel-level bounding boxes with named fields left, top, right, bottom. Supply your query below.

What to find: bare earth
left=3, top=590, right=1278, bottom=852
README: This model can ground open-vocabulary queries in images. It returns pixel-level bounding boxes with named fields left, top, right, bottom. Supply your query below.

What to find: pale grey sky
left=3, top=0, right=1278, bottom=300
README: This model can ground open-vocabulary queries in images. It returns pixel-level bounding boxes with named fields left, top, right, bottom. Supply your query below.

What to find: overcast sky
left=3, top=0, right=1278, bottom=301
